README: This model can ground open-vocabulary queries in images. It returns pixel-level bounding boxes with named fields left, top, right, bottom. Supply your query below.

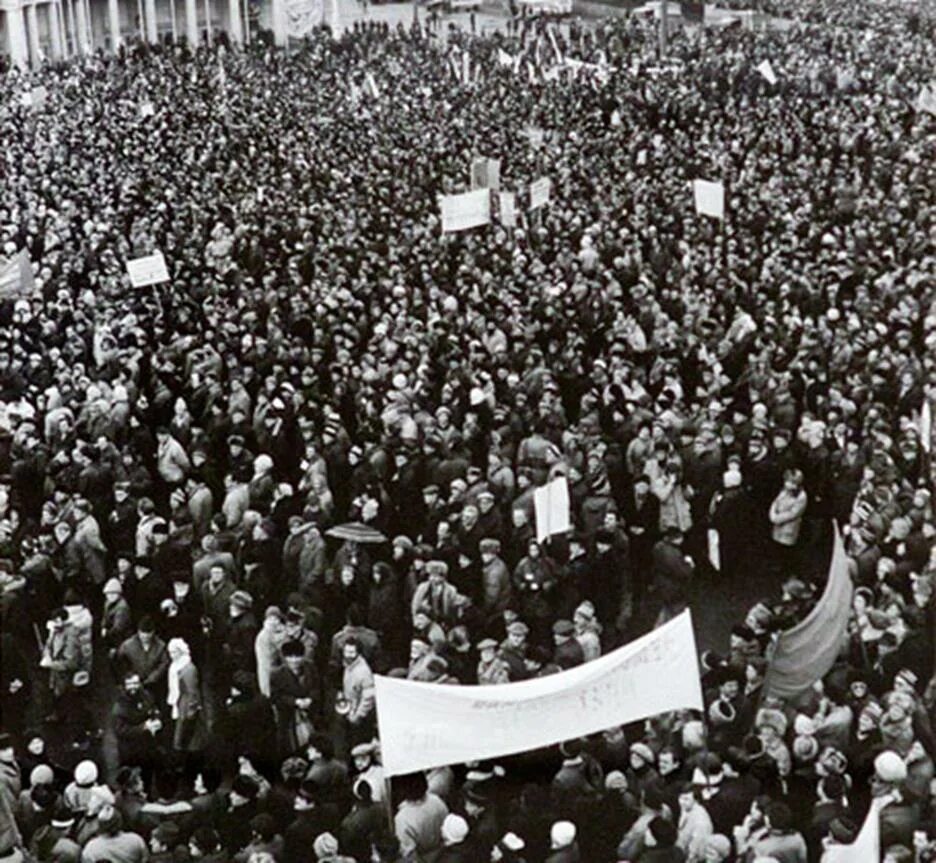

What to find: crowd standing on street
left=0, top=0, right=935, bottom=859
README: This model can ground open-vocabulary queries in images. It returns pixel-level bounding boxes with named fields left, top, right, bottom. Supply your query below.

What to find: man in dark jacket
left=650, top=529, right=694, bottom=628
left=552, top=620, right=585, bottom=669
left=283, top=781, right=340, bottom=863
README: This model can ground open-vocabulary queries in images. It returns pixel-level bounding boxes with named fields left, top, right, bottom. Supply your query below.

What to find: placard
left=692, top=179, right=725, bottom=220
left=755, top=59, right=777, bottom=85
left=498, top=191, right=517, bottom=228
left=126, top=252, right=170, bottom=287
left=529, top=176, right=552, bottom=210
left=439, top=189, right=491, bottom=233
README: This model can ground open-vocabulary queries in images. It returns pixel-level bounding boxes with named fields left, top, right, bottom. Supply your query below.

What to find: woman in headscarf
left=167, top=638, right=205, bottom=771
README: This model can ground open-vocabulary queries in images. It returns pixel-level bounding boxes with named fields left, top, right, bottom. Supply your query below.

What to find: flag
left=764, top=524, right=853, bottom=700
left=821, top=799, right=881, bottom=863
left=0, top=250, right=35, bottom=301
left=756, top=59, right=777, bottom=85
left=547, top=26, right=562, bottom=63
left=283, top=0, right=323, bottom=37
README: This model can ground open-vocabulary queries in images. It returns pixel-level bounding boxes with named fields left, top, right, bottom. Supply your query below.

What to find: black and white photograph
left=0, top=0, right=934, bottom=860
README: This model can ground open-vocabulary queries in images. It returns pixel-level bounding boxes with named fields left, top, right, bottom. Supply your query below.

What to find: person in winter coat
left=167, top=638, right=205, bottom=759
left=40, top=607, right=80, bottom=720
left=435, top=814, right=473, bottom=863
left=254, top=606, right=286, bottom=698
left=675, top=784, right=713, bottom=863
left=271, top=640, right=321, bottom=756
left=650, top=529, right=694, bottom=628
left=411, top=560, right=461, bottom=629
left=513, top=540, right=558, bottom=647
left=101, top=578, right=133, bottom=655
left=479, top=539, right=512, bottom=626
left=341, top=639, right=376, bottom=746
left=115, top=618, right=170, bottom=694
left=768, top=469, right=808, bottom=572
left=393, top=773, right=448, bottom=863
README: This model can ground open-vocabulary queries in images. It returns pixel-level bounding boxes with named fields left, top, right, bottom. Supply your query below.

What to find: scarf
left=167, top=641, right=191, bottom=720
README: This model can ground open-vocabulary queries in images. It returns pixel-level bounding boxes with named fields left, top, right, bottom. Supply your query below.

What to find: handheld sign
left=498, top=191, right=517, bottom=228
left=534, top=476, right=570, bottom=543
left=439, top=189, right=491, bottom=233
left=126, top=252, right=170, bottom=288
left=692, top=179, right=725, bottom=220
left=529, top=177, right=552, bottom=210
left=755, top=59, right=777, bottom=85
left=140, top=101, right=156, bottom=118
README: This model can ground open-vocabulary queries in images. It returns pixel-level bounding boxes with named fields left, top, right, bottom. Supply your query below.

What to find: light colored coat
left=769, top=489, right=807, bottom=546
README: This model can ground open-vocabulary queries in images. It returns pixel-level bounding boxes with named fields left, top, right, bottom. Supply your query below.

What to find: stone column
left=26, top=1, right=41, bottom=65
left=73, top=0, right=90, bottom=51
left=144, top=0, right=157, bottom=42
left=227, top=0, right=242, bottom=43
left=3, top=1, right=30, bottom=68
left=107, top=0, right=120, bottom=49
left=48, top=0, right=64, bottom=56
left=184, top=0, right=196, bottom=44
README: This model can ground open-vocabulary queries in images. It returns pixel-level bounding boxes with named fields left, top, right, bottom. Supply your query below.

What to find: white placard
left=139, top=101, right=155, bottom=118
left=498, top=191, right=517, bottom=228
left=534, top=476, right=570, bottom=542
left=126, top=252, right=170, bottom=288
left=693, top=179, right=725, bottom=220
left=755, top=59, right=777, bottom=85
left=375, top=610, right=703, bottom=776
left=439, top=189, right=491, bottom=233
left=529, top=176, right=552, bottom=210
left=917, top=84, right=936, bottom=115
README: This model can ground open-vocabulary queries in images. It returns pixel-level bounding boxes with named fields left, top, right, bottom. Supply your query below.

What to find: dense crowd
left=0, top=0, right=935, bottom=860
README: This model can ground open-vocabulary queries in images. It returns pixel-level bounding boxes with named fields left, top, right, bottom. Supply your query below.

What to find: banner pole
left=383, top=776, right=394, bottom=832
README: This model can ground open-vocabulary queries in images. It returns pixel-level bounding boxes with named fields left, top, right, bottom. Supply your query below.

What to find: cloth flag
left=534, top=476, right=570, bottom=543
left=821, top=798, right=881, bottom=863
left=756, top=59, right=777, bottom=85
left=0, top=250, right=36, bottom=300
left=529, top=177, right=552, bottom=210
left=693, top=179, right=725, bottom=220
left=126, top=252, right=170, bottom=288
left=439, top=189, right=491, bottom=233
left=764, top=524, right=853, bottom=700
left=375, top=610, right=703, bottom=776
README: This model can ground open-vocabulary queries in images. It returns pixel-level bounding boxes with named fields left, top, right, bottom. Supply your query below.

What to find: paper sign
left=0, top=250, right=36, bottom=300
left=375, top=610, right=704, bottom=776
left=31, top=86, right=48, bottom=107
left=498, top=191, right=517, bottom=228
left=529, top=177, right=552, bottom=210
left=693, top=179, right=725, bottom=220
left=439, top=189, right=491, bottom=233
left=919, top=400, right=932, bottom=454
left=534, top=476, right=570, bottom=542
left=471, top=157, right=501, bottom=191
left=917, top=84, right=936, bottom=115
left=756, top=59, right=777, bottom=85
left=126, top=252, right=170, bottom=288
left=140, top=101, right=155, bottom=118
left=526, top=127, right=545, bottom=148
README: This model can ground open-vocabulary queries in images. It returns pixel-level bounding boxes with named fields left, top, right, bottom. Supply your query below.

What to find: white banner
left=693, top=179, right=725, bottom=220
left=283, top=0, right=323, bottom=37
left=534, top=476, right=570, bottom=543
left=530, top=176, right=552, bottom=210
left=376, top=610, right=703, bottom=776
left=126, top=252, right=170, bottom=288
left=439, top=189, right=491, bottom=233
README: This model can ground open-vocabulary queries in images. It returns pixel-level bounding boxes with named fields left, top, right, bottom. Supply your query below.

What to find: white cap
left=550, top=821, right=576, bottom=849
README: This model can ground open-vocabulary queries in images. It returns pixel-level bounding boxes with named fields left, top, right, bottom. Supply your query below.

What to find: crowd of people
left=0, top=0, right=935, bottom=859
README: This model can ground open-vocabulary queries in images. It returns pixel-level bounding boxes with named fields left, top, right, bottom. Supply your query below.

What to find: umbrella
left=325, top=522, right=388, bottom=544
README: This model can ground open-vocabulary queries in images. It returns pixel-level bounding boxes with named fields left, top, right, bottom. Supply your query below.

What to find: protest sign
left=140, top=101, right=155, bottom=118
left=693, top=179, right=725, bottom=220
left=471, top=158, right=501, bottom=191
left=375, top=610, right=704, bottom=776
left=534, top=476, right=571, bottom=543
left=526, top=127, right=545, bottom=148
left=756, top=59, right=777, bottom=85
left=529, top=177, right=552, bottom=210
left=439, top=189, right=491, bottom=233
left=916, top=83, right=936, bottom=115
left=126, top=252, right=170, bottom=288
left=821, top=798, right=881, bottom=863
left=0, top=250, right=36, bottom=301
left=498, top=191, right=517, bottom=228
